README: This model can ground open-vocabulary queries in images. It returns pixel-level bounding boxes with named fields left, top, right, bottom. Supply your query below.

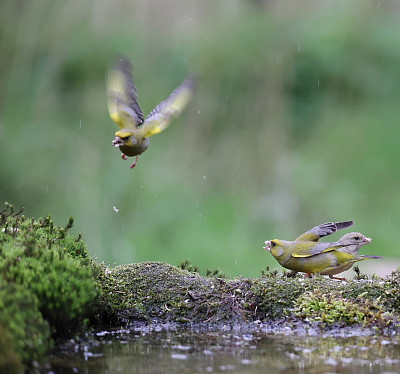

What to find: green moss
left=0, top=280, right=51, bottom=367
left=251, top=270, right=306, bottom=319
left=294, top=289, right=394, bottom=328
left=96, top=261, right=254, bottom=324
left=0, top=203, right=99, bottom=366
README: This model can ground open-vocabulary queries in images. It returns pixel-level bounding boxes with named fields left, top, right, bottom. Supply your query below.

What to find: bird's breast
left=119, top=138, right=149, bottom=156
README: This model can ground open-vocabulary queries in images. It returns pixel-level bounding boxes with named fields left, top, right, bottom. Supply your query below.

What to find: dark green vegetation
left=0, top=204, right=99, bottom=371
left=2, top=1, right=400, bottom=277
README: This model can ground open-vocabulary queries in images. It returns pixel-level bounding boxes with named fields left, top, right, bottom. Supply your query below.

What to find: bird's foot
left=121, top=154, right=128, bottom=160
left=329, top=275, right=347, bottom=281
left=304, top=273, right=313, bottom=278
left=129, top=155, right=139, bottom=169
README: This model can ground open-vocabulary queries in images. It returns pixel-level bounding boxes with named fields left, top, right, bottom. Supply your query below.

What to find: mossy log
left=95, top=261, right=400, bottom=330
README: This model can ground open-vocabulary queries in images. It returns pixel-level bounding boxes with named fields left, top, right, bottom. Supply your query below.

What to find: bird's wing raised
left=107, top=57, right=144, bottom=130
left=138, top=74, right=195, bottom=138
left=295, top=221, right=354, bottom=242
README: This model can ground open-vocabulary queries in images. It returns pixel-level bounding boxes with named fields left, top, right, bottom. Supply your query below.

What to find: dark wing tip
left=335, top=221, right=354, bottom=230
left=112, top=55, right=132, bottom=71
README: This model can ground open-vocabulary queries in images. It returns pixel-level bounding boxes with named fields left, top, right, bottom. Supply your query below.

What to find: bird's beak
left=112, top=137, right=123, bottom=147
left=363, top=237, right=372, bottom=245
left=263, top=240, right=271, bottom=251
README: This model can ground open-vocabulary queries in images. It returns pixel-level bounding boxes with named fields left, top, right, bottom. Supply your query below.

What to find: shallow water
left=48, top=326, right=400, bottom=374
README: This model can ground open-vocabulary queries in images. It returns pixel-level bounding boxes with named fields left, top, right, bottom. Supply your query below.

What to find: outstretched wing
left=295, top=221, right=354, bottom=242
left=138, top=73, right=195, bottom=138
left=107, top=57, right=144, bottom=130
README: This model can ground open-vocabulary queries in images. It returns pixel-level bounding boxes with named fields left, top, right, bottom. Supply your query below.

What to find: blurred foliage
left=1, top=0, right=400, bottom=277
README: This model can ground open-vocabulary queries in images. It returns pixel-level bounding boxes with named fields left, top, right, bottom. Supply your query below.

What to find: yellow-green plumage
left=264, top=221, right=382, bottom=280
left=106, top=56, right=195, bottom=168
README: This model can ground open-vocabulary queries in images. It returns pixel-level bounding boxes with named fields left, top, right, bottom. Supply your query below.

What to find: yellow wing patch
left=139, top=74, right=195, bottom=138
left=106, top=57, right=144, bottom=130
left=291, top=243, right=341, bottom=258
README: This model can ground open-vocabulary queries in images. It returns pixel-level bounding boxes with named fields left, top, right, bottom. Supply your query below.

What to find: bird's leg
left=121, top=154, right=128, bottom=160
left=129, top=155, right=139, bottom=169
left=304, top=273, right=313, bottom=278
left=329, top=275, right=347, bottom=281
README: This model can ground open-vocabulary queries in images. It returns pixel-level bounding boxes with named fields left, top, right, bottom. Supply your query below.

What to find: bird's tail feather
left=358, top=255, right=383, bottom=260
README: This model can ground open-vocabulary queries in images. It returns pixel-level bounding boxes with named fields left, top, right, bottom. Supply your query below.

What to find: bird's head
left=113, top=130, right=136, bottom=147
left=338, top=232, right=371, bottom=246
left=263, top=239, right=285, bottom=258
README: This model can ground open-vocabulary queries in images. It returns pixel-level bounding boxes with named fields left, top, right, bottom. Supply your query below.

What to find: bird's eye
left=271, top=241, right=276, bottom=247
left=354, top=236, right=360, bottom=240
left=121, top=136, right=130, bottom=141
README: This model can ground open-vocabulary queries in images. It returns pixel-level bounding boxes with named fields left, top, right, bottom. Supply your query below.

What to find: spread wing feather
left=107, top=57, right=144, bottom=130
left=139, top=74, right=195, bottom=138
left=295, top=221, right=354, bottom=242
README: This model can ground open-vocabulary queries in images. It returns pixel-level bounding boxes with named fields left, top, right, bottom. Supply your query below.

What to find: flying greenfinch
left=107, top=57, right=195, bottom=168
left=263, top=221, right=382, bottom=280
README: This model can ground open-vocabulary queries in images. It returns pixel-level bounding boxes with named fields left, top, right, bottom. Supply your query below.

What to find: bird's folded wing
left=139, top=74, right=195, bottom=138
left=295, top=221, right=354, bottom=242
left=107, top=57, right=144, bottom=130
left=291, top=242, right=342, bottom=258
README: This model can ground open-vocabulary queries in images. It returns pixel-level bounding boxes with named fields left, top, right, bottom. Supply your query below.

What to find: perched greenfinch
left=263, top=221, right=382, bottom=280
left=106, top=57, right=195, bottom=168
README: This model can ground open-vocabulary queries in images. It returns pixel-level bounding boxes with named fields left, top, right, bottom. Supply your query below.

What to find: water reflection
left=50, top=326, right=400, bottom=374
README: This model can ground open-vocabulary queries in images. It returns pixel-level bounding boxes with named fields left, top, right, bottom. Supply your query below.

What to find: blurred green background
left=1, top=0, right=400, bottom=278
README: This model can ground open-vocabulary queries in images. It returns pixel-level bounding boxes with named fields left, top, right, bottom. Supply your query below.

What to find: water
left=48, top=326, right=400, bottom=374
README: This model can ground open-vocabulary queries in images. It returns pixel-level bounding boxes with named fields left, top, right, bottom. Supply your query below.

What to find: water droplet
left=202, top=175, right=206, bottom=180
left=113, top=206, right=119, bottom=213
